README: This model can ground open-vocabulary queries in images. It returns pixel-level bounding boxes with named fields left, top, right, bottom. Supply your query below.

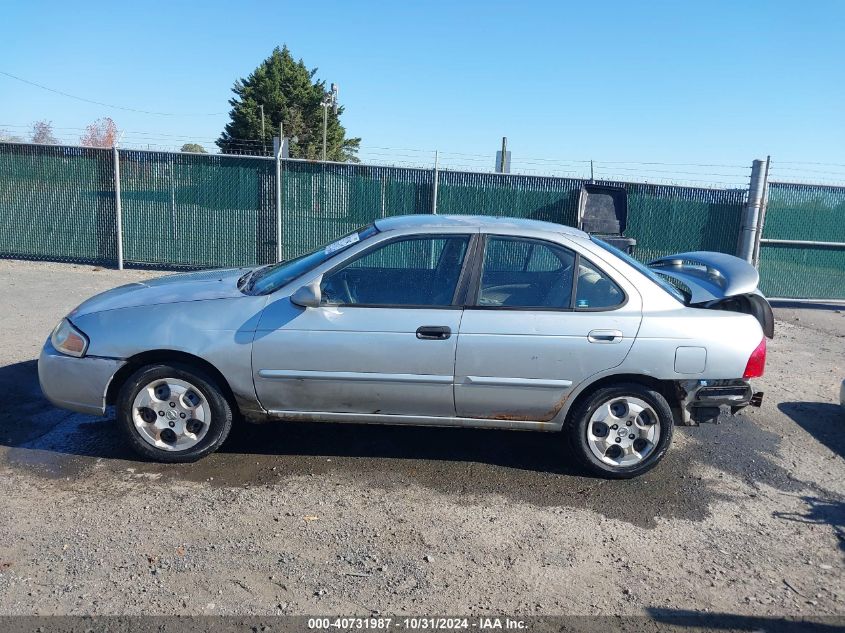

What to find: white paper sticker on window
left=325, top=233, right=360, bottom=255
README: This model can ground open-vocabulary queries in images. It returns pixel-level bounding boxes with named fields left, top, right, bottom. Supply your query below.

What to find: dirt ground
left=0, top=259, right=843, bottom=621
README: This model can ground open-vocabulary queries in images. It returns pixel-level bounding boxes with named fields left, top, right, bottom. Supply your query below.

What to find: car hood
left=69, top=267, right=251, bottom=318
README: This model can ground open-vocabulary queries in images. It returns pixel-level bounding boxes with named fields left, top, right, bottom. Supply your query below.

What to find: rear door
left=454, top=235, right=642, bottom=421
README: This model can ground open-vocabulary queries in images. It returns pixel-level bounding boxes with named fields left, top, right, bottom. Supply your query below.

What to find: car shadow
left=645, top=608, right=843, bottom=632
left=773, top=496, right=845, bottom=554
left=769, top=300, right=845, bottom=312
left=0, top=359, right=619, bottom=478
left=778, top=401, right=844, bottom=458
left=0, top=357, right=835, bottom=528
left=0, top=358, right=581, bottom=474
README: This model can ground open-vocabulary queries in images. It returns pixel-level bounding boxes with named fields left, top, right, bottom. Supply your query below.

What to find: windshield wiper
left=243, top=264, right=275, bottom=294
left=237, top=270, right=253, bottom=291
left=238, top=266, right=269, bottom=293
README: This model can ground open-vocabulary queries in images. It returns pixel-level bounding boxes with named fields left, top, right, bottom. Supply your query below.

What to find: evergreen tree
left=217, top=46, right=360, bottom=161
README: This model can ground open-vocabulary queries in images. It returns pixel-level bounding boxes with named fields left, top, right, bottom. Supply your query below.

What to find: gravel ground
left=0, top=259, right=843, bottom=620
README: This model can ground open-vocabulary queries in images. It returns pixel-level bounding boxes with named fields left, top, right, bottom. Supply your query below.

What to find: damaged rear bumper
left=677, top=379, right=763, bottom=425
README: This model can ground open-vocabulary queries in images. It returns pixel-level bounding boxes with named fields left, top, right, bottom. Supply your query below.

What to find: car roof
left=374, top=214, right=588, bottom=238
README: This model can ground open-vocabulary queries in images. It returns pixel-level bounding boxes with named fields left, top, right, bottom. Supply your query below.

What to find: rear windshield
left=591, top=237, right=687, bottom=304
left=242, top=225, right=379, bottom=295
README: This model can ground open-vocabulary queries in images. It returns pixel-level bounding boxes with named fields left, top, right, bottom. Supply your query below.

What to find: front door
left=454, top=236, right=642, bottom=421
left=252, top=233, right=471, bottom=416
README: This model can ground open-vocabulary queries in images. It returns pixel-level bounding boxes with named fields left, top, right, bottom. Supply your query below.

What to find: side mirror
left=290, top=278, right=322, bottom=308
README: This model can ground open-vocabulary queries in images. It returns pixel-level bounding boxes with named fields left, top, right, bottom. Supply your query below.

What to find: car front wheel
left=567, top=383, right=674, bottom=479
left=116, top=364, right=233, bottom=463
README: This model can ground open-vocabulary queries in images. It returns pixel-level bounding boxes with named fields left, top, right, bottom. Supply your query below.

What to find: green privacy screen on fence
left=280, top=161, right=433, bottom=259
left=0, top=144, right=748, bottom=269
left=437, top=171, right=582, bottom=224
left=435, top=170, right=746, bottom=262
left=758, top=182, right=845, bottom=299
left=0, top=143, right=116, bottom=264
left=278, top=164, right=747, bottom=262
left=119, top=151, right=277, bottom=268
left=617, top=183, right=746, bottom=262
left=2, top=142, right=842, bottom=300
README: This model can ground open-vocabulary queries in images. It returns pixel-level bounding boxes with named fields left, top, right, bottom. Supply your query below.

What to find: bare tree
left=31, top=120, right=58, bottom=144
left=0, top=129, right=25, bottom=142
left=80, top=117, right=118, bottom=148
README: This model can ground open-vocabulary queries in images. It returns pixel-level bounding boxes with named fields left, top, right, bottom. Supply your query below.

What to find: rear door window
left=476, top=237, right=576, bottom=309
left=575, top=259, right=625, bottom=309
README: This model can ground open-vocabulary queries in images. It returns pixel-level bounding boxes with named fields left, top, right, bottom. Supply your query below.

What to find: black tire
left=116, top=363, right=233, bottom=463
left=566, top=382, right=674, bottom=479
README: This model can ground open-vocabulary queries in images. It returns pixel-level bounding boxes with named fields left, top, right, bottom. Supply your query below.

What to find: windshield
left=591, top=237, right=687, bottom=304
left=243, top=225, right=379, bottom=295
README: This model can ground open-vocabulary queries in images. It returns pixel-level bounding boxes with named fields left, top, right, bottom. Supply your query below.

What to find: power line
left=769, top=165, right=845, bottom=177
left=774, top=160, right=845, bottom=168
left=0, top=71, right=227, bottom=117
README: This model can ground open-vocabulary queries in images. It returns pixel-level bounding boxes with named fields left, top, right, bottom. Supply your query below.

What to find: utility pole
left=500, top=137, right=508, bottom=173
left=320, top=83, right=338, bottom=161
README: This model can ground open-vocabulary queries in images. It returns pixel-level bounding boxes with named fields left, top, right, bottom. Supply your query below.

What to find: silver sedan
left=39, top=215, right=773, bottom=478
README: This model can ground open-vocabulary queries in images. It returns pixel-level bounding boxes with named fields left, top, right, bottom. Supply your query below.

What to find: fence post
left=738, top=158, right=766, bottom=263
left=431, top=151, right=439, bottom=214
left=751, top=156, right=771, bottom=267
left=275, top=123, right=283, bottom=263
left=112, top=146, right=124, bottom=270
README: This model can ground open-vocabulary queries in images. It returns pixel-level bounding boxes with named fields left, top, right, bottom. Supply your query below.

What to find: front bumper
left=678, top=379, right=762, bottom=425
left=38, top=338, right=125, bottom=416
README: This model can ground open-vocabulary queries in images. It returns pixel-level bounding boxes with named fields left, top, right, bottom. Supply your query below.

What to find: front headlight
left=51, top=318, right=89, bottom=357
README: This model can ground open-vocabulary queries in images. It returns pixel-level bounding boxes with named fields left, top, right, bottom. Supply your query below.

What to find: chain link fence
left=758, top=182, right=845, bottom=299
left=596, top=181, right=746, bottom=263
left=278, top=166, right=747, bottom=263
left=0, top=143, right=117, bottom=264
left=1, top=141, right=843, bottom=300
left=119, top=151, right=276, bottom=268
left=280, top=161, right=433, bottom=260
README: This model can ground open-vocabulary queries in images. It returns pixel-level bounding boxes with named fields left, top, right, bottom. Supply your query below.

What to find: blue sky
left=1, top=0, right=843, bottom=183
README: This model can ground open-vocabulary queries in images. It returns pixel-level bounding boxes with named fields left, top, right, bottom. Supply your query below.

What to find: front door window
left=321, top=235, right=470, bottom=307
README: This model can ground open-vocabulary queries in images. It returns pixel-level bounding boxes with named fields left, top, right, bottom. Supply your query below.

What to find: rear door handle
left=588, top=329, right=623, bottom=344
left=416, top=326, right=451, bottom=340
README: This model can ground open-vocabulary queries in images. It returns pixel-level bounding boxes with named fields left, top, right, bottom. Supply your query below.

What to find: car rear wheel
left=116, top=364, right=233, bottom=463
left=567, top=383, right=673, bottom=479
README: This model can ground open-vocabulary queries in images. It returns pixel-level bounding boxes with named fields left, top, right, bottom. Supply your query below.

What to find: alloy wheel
left=586, top=396, right=661, bottom=467
left=131, top=378, right=211, bottom=452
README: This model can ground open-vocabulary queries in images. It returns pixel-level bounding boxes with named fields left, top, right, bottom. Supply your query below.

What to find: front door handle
left=588, top=329, right=623, bottom=344
left=416, top=326, right=451, bottom=340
